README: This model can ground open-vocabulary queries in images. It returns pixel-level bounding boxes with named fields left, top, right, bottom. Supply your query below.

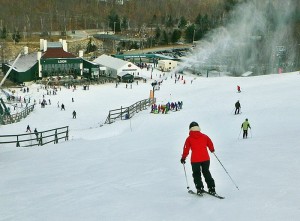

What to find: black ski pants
left=191, top=160, right=215, bottom=190
left=243, top=130, right=248, bottom=138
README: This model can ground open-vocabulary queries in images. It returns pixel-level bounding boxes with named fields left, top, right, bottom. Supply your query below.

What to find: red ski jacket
left=182, top=130, right=215, bottom=163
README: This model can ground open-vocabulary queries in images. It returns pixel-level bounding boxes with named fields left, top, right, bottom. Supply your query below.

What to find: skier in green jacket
left=241, top=119, right=251, bottom=139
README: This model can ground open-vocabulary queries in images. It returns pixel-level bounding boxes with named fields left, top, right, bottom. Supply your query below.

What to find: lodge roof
left=8, top=53, right=38, bottom=72
left=42, top=47, right=77, bottom=59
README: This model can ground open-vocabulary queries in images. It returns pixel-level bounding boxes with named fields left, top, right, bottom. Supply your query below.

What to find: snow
left=1, top=68, right=300, bottom=221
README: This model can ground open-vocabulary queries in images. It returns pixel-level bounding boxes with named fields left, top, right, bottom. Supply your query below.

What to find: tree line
left=0, top=0, right=299, bottom=58
left=0, top=0, right=239, bottom=41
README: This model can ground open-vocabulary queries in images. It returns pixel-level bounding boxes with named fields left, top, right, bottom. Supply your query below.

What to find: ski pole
left=213, top=152, right=239, bottom=190
left=250, top=128, right=252, bottom=138
left=238, top=128, right=242, bottom=140
left=182, top=164, right=191, bottom=191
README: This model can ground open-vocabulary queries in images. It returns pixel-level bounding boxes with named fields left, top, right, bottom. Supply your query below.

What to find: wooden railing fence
left=105, top=98, right=155, bottom=124
left=0, top=104, right=35, bottom=125
left=0, top=126, right=69, bottom=148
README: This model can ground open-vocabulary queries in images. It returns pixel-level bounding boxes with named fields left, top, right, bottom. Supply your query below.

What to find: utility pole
left=113, top=22, right=117, bottom=53
left=192, top=29, right=195, bottom=45
left=0, top=43, right=4, bottom=65
left=113, top=21, right=116, bottom=34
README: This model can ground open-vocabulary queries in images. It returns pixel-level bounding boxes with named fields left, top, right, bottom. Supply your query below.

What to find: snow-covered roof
left=47, top=42, right=63, bottom=48
left=158, top=59, right=177, bottom=63
left=242, top=71, right=253, bottom=77
left=93, top=54, right=133, bottom=70
left=153, top=54, right=175, bottom=60
left=117, top=71, right=133, bottom=77
left=8, top=53, right=38, bottom=72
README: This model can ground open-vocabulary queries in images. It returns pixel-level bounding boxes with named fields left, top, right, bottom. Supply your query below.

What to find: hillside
left=1, top=65, right=300, bottom=220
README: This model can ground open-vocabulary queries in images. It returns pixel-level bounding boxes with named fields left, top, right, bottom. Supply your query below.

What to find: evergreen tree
left=178, top=16, right=187, bottom=29
left=12, top=29, right=21, bottom=43
left=185, top=25, right=195, bottom=43
left=166, top=15, right=174, bottom=28
left=108, top=11, right=121, bottom=32
left=171, top=29, right=182, bottom=43
left=161, top=30, right=169, bottom=45
left=155, top=27, right=161, bottom=41
left=1, top=27, right=7, bottom=39
left=86, top=38, right=97, bottom=53
left=121, top=17, right=128, bottom=30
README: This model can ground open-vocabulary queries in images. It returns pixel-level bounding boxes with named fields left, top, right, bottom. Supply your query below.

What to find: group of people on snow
left=151, top=101, right=183, bottom=114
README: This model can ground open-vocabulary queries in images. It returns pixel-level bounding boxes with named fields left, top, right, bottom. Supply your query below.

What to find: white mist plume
left=182, top=0, right=298, bottom=76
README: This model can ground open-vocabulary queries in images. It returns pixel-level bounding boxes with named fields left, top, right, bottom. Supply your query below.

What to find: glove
left=180, top=158, right=186, bottom=164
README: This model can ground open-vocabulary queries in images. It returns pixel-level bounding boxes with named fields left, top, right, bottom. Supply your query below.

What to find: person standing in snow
left=241, top=118, right=251, bottom=139
left=34, top=128, right=39, bottom=141
left=26, top=125, right=31, bottom=133
left=72, top=110, right=76, bottom=119
left=235, top=100, right=241, bottom=115
left=237, top=85, right=241, bottom=93
left=180, top=122, right=216, bottom=195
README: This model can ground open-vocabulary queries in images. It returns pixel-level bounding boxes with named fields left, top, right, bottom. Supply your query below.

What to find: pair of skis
left=188, top=189, right=225, bottom=199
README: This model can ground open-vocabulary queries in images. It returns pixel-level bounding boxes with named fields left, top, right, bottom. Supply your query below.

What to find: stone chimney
left=24, top=46, right=29, bottom=55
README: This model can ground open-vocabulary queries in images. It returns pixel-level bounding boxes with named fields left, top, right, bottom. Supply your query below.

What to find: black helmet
left=189, top=121, right=199, bottom=129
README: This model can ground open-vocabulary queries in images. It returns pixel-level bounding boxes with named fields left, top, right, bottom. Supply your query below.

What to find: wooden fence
left=105, top=98, right=155, bottom=124
left=0, top=104, right=35, bottom=125
left=0, top=126, right=69, bottom=148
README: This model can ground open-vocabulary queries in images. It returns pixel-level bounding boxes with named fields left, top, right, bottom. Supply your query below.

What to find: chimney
left=37, top=51, right=42, bottom=78
left=37, top=51, right=42, bottom=60
left=62, top=40, right=68, bottom=52
left=40, top=39, right=44, bottom=51
left=43, top=39, right=48, bottom=52
left=24, top=46, right=29, bottom=55
left=79, top=50, right=84, bottom=57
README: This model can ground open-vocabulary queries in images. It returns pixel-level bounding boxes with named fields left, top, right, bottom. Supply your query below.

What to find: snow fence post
left=65, top=126, right=69, bottom=141
left=38, top=132, right=43, bottom=146
left=16, top=135, right=20, bottom=147
left=121, top=106, right=123, bottom=120
left=54, top=129, right=58, bottom=144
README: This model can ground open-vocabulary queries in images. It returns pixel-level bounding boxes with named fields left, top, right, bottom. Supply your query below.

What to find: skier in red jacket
left=180, top=121, right=216, bottom=195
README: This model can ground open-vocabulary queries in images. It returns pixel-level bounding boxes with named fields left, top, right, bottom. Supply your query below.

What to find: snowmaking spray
left=180, top=0, right=299, bottom=76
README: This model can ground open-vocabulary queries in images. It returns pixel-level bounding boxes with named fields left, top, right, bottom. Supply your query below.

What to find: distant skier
left=241, top=118, right=251, bottom=139
left=237, top=85, right=241, bottom=93
left=26, top=125, right=31, bottom=133
left=72, top=110, right=76, bottom=119
left=180, top=121, right=216, bottom=195
left=61, top=103, right=65, bottom=111
left=34, top=128, right=39, bottom=141
left=235, top=100, right=241, bottom=115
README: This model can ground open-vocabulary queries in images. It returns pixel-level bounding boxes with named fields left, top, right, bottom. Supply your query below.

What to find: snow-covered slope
left=1, top=70, right=300, bottom=221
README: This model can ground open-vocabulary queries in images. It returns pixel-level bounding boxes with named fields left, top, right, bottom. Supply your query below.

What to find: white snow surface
left=1, top=69, right=300, bottom=221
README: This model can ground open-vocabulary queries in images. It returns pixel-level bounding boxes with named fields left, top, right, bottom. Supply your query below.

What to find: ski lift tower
left=0, top=53, right=22, bottom=88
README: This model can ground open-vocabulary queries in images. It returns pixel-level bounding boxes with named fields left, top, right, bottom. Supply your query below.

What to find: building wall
left=40, top=58, right=83, bottom=77
left=105, top=67, right=118, bottom=78
left=4, top=63, right=39, bottom=83
left=158, top=60, right=178, bottom=72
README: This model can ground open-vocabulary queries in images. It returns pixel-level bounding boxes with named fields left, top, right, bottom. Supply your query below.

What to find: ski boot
left=208, top=187, right=216, bottom=195
left=197, top=188, right=204, bottom=195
